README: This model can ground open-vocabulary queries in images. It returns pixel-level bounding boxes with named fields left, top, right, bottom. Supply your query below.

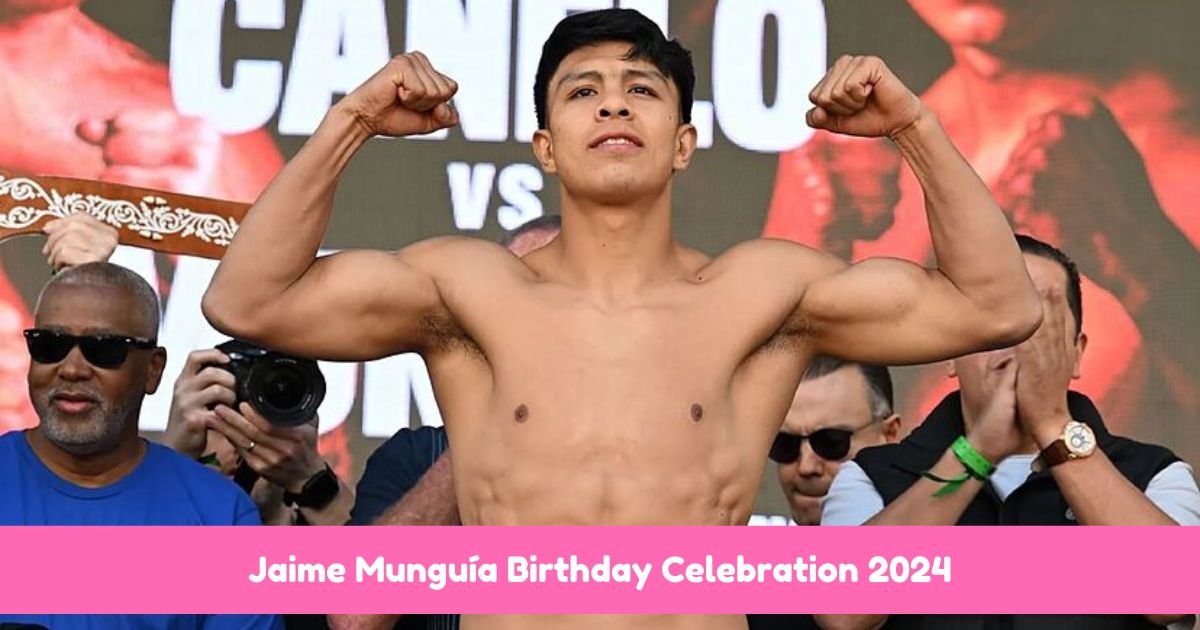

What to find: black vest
left=854, top=391, right=1179, bottom=630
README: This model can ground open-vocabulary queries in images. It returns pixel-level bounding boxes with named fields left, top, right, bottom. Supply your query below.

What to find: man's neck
left=25, top=428, right=146, bottom=489
left=551, top=189, right=688, bottom=298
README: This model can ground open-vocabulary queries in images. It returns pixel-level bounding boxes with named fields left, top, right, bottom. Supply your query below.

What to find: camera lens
left=260, top=365, right=307, bottom=411
left=216, top=340, right=325, bottom=427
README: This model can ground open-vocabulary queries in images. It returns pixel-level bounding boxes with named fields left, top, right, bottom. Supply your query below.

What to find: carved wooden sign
left=0, top=169, right=251, bottom=259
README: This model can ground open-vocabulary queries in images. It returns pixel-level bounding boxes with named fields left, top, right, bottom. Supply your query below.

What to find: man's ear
left=145, top=347, right=167, bottom=395
left=880, top=414, right=902, bottom=444
left=532, top=129, right=557, bottom=173
left=1072, top=332, right=1089, bottom=379
left=673, top=123, right=697, bottom=171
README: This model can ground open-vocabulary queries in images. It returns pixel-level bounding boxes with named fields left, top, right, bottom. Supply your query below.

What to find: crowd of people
left=1, top=6, right=1198, bottom=630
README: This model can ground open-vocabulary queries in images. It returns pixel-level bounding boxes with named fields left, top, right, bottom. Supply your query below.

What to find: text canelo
left=249, top=555, right=950, bottom=591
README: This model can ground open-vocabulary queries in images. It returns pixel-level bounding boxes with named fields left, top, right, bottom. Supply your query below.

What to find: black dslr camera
left=212, top=340, right=326, bottom=427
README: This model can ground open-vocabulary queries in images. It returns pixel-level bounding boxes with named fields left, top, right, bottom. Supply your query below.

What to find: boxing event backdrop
left=1, top=0, right=1196, bottom=517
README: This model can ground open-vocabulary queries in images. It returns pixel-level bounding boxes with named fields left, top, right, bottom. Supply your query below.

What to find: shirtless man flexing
left=203, top=9, right=1041, bottom=630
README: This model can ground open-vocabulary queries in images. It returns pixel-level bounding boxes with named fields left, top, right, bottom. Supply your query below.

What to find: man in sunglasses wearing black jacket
left=770, top=356, right=901, bottom=527
left=750, top=358, right=900, bottom=630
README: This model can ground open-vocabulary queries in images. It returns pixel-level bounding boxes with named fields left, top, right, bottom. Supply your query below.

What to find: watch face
left=1064, top=423, right=1096, bottom=456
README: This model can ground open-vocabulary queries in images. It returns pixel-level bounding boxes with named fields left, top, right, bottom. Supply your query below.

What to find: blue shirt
left=350, top=426, right=456, bottom=630
left=0, top=430, right=282, bottom=630
left=349, top=426, right=448, bottom=526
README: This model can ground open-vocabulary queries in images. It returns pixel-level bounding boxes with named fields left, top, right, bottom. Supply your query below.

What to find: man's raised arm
left=203, top=53, right=461, bottom=361
left=795, top=56, right=1042, bottom=365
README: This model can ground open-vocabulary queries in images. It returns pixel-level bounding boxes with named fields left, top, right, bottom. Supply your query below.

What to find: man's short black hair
left=1015, top=234, right=1083, bottom=335
left=534, top=8, right=695, bottom=130
left=803, top=356, right=895, bottom=423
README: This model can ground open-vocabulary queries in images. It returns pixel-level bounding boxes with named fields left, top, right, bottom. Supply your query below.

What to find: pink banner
left=0, top=526, right=1193, bottom=614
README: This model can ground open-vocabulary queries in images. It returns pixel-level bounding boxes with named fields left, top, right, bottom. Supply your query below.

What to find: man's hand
left=212, top=402, right=326, bottom=494
left=1015, top=287, right=1078, bottom=447
left=41, top=213, right=118, bottom=271
left=164, top=349, right=236, bottom=459
left=77, top=108, right=223, bottom=197
left=961, top=355, right=1024, bottom=464
left=339, top=52, right=460, bottom=138
left=806, top=55, right=925, bottom=138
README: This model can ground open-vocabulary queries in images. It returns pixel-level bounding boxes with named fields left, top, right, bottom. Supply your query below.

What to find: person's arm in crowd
left=165, top=349, right=352, bottom=525
left=164, top=350, right=235, bottom=459
left=795, top=55, right=1041, bottom=367
left=1017, top=289, right=1180, bottom=527
left=1035, top=448, right=1177, bottom=526
left=864, top=358, right=1024, bottom=526
left=330, top=447, right=457, bottom=630
left=41, top=213, right=118, bottom=271
left=371, top=450, right=458, bottom=526
left=813, top=356, right=1025, bottom=630
left=211, top=402, right=354, bottom=526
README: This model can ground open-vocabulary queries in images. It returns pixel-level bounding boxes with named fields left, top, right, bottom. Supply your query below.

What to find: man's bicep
left=246, top=244, right=450, bottom=361
left=802, top=258, right=994, bottom=366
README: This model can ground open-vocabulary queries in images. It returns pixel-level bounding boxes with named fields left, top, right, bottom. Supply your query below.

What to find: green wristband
left=919, top=436, right=995, bottom=497
left=951, top=436, right=995, bottom=480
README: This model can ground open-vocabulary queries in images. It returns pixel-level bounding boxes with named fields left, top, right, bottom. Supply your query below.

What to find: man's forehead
left=553, top=43, right=669, bottom=85
left=784, top=367, right=871, bottom=431
left=35, top=284, right=143, bottom=333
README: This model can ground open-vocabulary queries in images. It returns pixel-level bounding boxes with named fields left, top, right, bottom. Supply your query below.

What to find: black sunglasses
left=24, top=329, right=157, bottom=369
left=769, top=427, right=864, bottom=464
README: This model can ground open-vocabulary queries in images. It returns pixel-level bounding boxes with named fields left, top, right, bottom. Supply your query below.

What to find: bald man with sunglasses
left=771, top=356, right=900, bottom=526
left=0, top=262, right=280, bottom=630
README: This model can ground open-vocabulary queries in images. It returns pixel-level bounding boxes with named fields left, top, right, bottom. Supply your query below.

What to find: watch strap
left=283, top=464, right=338, bottom=509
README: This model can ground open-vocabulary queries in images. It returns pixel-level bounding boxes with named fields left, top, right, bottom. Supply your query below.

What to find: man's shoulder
left=690, top=239, right=844, bottom=317
left=708, top=238, right=841, bottom=276
left=0, top=430, right=23, bottom=449
left=0, top=431, right=27, bottom=473
left=402, top=236, right=513, bottom=274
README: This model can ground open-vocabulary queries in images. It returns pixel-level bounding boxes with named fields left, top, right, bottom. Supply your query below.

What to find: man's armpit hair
left=754, top=314, right=812, bottom=354
left=420, top=310, right=485, bottom=359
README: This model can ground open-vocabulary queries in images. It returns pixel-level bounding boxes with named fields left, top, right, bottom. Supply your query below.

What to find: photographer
left=164, top=348, right=353, bottom=525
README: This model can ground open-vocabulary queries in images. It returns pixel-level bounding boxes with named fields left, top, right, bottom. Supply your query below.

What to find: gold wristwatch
left=1032, top=421, right=1096, bottom=472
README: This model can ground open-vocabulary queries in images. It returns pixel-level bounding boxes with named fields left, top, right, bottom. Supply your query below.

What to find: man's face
left=952, top=254, right=1086, bottom=401
left=27, top=284, right=164, bottom=457
left=775, top=366, right=898, bottom=525
left=906, top=0, right=1070, bottom=53
left=532, top=42, right=696, bottom=205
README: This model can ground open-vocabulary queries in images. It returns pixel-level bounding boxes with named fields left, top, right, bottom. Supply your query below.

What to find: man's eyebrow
left=556, top=67, right=669, bottom=90
left=556, top=70, right=604, bottom=90
left=623, top=68, right=667, bottom=84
